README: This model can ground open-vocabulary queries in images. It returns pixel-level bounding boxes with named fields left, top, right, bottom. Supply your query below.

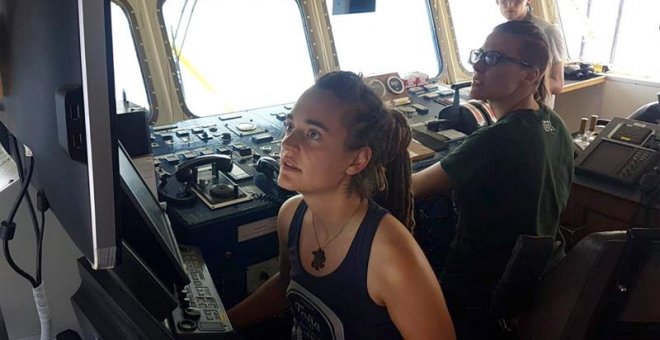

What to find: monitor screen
left=581, top=140, right=634, bottom=176
left=118, top=143, right=189, bottom=291
left=0, top=0, right=120, bottom=268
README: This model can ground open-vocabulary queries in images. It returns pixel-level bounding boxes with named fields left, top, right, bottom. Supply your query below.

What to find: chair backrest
left=489, top=234, right=555, bottom=319
left=518, top=229, right=660, bottom=340
left=627, top=93, right=660, bottom=125
left=589, top=228, right=660, bottom=339
left=518, top=231, right=626, bottom=339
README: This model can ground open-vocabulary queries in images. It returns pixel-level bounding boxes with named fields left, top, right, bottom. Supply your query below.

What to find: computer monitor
left=0, top=0, right=120, bottom=268
left=70, top=144, right=192, bottom=340
left=118, top=142, right=189, bottom=292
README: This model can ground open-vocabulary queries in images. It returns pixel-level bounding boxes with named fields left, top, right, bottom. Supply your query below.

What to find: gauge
left=367, top=79, right=387, bottom=98
left=386, top=76, right=405, bottom=95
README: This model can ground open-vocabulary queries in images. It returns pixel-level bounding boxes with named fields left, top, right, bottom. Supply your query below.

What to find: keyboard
left=171, top=245, right=234, bottom=339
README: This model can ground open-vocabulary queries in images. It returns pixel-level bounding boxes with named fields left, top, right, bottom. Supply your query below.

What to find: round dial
left=367, top=79, right=387, bottom=98
left=386, top=76, right=405, bottom=94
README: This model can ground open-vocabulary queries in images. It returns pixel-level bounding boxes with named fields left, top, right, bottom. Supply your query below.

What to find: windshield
left=160, top=0, right=315, bottom=116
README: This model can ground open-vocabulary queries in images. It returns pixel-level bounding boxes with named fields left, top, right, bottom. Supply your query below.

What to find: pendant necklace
left=311, top=201, right=363, bottom=271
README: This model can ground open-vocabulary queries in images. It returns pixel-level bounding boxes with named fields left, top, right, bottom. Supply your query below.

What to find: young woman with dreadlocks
left=229, top=71, right=455, bottom=339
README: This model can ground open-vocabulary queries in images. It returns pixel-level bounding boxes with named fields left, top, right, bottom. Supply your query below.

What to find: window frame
left=443, top=0, right=508, bottom=78
left=325, top=0, right=444, bottom=79
left=112, top=0, right=158, bottom=121
left=156, top=0, right=318, bottom=118
left=556, top=0, right=660, bottom=80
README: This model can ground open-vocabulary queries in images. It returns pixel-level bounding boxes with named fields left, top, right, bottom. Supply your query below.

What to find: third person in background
left=497, top=0, right=566, bottom=106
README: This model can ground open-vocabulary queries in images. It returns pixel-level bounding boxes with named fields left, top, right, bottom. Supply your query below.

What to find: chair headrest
left=628, top=102, right=660, bottom=125
left=518, top=231, right=627, bottom=339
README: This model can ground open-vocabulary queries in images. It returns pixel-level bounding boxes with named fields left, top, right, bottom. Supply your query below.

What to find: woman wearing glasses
left=412, top=20, right=573, bottom=339
left=497, top=0, right=566, bottom=105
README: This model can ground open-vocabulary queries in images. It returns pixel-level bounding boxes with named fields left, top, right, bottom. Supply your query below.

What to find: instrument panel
left=149, top=79, right=483, bottom=305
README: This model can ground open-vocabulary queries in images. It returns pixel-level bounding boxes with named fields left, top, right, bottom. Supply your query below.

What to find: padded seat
left=518, top=230, right=660, bottom=339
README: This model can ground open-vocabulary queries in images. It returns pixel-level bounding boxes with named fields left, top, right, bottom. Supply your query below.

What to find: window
left=161, top=0, right=315, bottom=116
left=557, top=0, right=660, bottom=80
left=111, top=2, right=150, bottom=110
left=325, top=0, right=440, bottom=77
left=447, top=0, right=505, bottom=73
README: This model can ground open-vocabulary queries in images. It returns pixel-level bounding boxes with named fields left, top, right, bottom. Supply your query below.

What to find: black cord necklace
left=311, top=201, right=363, bottom=271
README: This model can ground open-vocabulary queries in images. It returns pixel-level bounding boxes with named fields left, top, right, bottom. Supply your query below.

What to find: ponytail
left=376, top=109, right=414, bottom=231
left=535, top=75, right=548, bottom=103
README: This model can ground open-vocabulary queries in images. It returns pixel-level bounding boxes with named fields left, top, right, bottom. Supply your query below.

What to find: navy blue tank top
left=286, top=199, right=402, bottom=340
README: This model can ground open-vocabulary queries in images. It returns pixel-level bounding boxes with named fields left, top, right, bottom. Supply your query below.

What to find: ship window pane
left=326, top=0, right=441, bottom=78
left=161, top=0, right=315, bottom=116
left=111, top=2, right=150, bottom=110
left=557, top=0, right=660, bottom=80
left=447, top=0, right=504, bottom=73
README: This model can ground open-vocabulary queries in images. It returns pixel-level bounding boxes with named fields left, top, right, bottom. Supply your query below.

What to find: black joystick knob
left=427, top=119, right=443, bottom=132
left=177, top=319, right=198, bottom=332
left=184, top=307, right=202, bottom=319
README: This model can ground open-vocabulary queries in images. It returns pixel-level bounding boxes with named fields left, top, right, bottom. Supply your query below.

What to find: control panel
left=171, top=245, right=234, bottom=339
left=151, top=80, right=491, bottom=306
left=152, top=105, right=290, bottom=307
left=576, top=117, right=660, bottom=187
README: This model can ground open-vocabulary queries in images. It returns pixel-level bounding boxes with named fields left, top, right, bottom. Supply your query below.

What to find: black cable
left=5, top=158, right=32, bottom=224
left=10, top=137, right=39, bottom=249
left=6, top=136, right=29, bottom=223
left=2, top=135, right=40, bottom=287
left=3, top=240, right=37, bottom=287
left=22, top=190, right=40, bottom=284
left=36, top=210, right=45, bottom=285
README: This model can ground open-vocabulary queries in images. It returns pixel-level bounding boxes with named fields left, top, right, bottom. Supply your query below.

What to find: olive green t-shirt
left=439, top=105, right=574, bottom=303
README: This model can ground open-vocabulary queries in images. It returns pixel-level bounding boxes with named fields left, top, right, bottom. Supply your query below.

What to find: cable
left=5, top=137, right=31, bottom=223
left=1, top=136, right=40, bottom=287
left=3, top=241, right=37, bottom=287
left=4, top=159, right=31, bottom=224
left=15, top=149, right=41, bottom=285
left=2, top=136, right=50, bottom=340
left=36, top=206, right=46, bottom=285
left=11, top=139, right=40, bottom=258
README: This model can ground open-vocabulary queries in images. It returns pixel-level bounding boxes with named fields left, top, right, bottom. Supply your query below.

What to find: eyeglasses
left=498, top=0, right=525, bottom=6
left=469, top=49, right=534, bottom=68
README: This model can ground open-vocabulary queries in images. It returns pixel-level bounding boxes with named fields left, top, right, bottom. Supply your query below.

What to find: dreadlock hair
left=493, top=20, right=550, bottom=103
left=314, top=71, right=415, bottom=231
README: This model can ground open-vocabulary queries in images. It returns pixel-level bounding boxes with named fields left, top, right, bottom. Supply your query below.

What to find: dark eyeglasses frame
left=469, top=49, right=534, bottom=69
left=498, top=0, right=525, bottom=6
